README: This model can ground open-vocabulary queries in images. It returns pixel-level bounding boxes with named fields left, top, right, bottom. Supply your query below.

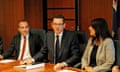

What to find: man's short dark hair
left=17, top=19, right=29, bottom=27
left=52, top=14, right=65, bottom=22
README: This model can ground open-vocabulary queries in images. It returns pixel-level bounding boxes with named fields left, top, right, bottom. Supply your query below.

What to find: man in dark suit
left=112, top=0, right=120, bottom=40
left=22, top=15, right=81, bottom=70
left=0, top=20, right=44, bottom=62
left=0, top=37, right=3, bottom=54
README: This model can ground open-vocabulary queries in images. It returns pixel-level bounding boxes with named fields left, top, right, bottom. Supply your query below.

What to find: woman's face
left=88, top=26, right=96, bottom=37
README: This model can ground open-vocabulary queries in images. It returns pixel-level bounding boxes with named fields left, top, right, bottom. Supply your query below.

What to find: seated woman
left=81, top=18, right=115, bottom=72
left=112, top=65, right=120, bottom=72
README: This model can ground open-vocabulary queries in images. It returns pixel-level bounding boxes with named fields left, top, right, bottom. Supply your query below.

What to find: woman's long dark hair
left=90, top=18, right=112, bottom=42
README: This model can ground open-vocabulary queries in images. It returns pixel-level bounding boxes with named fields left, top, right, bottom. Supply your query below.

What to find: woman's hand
left=85, top=66, right=93, bottom=72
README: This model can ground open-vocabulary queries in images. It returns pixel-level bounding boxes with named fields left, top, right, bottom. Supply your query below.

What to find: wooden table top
left=0, top=60, right=84, bottom=72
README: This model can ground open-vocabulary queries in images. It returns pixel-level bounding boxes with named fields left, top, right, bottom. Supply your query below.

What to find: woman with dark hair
left=81, top=18, right=115, bottom=72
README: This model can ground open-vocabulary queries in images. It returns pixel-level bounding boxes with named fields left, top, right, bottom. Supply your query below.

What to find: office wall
left=47, top=0, right=112, bottom=36
left=24, top=0, right=43, bottom=29
left=79, top=0, right=112, bottom=34
left=0, top=0, right=113, bottom=51
left=47, top=0, right=76, bottom=30
left=0, top=0, right=24, bottom=50
left=0, top=0, right=43, bottom=50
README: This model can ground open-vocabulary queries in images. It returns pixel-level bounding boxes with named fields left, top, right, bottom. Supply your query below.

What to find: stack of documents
left=14, top=63, right=45, bottom=70
left=0, top=59, right=16, bottom=63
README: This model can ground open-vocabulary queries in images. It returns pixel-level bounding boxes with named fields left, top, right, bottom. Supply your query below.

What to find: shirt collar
left=21, top=34, right=29, bottom=39
left=55, top=31, right=63, bottom=37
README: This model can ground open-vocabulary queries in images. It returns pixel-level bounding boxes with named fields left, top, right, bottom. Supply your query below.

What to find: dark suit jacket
left=0, top=37, right=3, bottom=54
left=2, top=31, right=43, bottom=60
left=34, top=30, right=81, bottom=66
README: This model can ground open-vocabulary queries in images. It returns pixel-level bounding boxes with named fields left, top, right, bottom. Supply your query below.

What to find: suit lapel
left=88, top=45, right=94, bottom=63
left=16, top=35, right=21, bottom=58
left=49, top=32, right=54, bottom=55
left=52, top=33, right=54, bottom=54
left=96, top=40, right=103, bottom=61
left=28, top=33, right=34, bottom=56
left=29, top=34, right=32, bottom=55
left=16, top=37, right=20, bottom=49
left=59, top=31, right=66, bottom=57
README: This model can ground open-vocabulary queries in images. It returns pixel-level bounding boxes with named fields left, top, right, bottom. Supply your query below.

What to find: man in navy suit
left=22, top=15, right=81, bottom=70
left=0, top=20, right=44, bottom=62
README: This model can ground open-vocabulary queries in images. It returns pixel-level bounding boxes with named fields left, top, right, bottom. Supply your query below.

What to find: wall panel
left=47, top=0, right=75, bottom=8
left=0, top=0, right=43, bottom=51
left=79, top=0, right=112, bottom=35
left=0, top=0, right=24, bottom=50
left=47, top=0, right=76, bottom=30
left=0, top=0, right=114, bottom=51
left=24, top=0, right=43, bottom=29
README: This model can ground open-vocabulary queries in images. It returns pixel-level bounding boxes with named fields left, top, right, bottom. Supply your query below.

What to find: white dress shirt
left=18, top=34, right=32, bottom=60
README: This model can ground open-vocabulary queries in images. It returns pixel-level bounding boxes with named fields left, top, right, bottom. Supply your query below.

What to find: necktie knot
left=24, top=36, right=26, bottom=39
left=56, top=35, right=59, bottom=38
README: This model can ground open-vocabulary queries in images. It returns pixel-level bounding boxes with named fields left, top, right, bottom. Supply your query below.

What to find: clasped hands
left=0, top=54, right=4, bottom=60
left=20, top=58, right=34, bottom=65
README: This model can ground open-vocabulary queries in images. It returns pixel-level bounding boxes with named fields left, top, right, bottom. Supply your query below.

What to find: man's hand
left=20, top=58, right=34, bottom=65
left=54, top=62, right=67, bottom=71
left=0, top=55, right=4, bottom=60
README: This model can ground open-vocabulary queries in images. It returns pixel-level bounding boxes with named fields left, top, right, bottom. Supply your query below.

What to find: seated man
left=0, top=37, right=3, bottom=54
left=0, top=20, right=44, bottom=62
left=22, top=14, right=81, bottom=70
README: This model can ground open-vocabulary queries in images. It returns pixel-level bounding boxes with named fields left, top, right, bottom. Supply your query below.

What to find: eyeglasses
left=52, top=23, right=64, bottom=26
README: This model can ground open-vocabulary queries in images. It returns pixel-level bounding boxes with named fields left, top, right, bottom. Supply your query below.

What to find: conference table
left=0, top=60, right=84, bottom=72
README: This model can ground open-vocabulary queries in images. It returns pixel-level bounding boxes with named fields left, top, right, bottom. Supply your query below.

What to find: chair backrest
left=74, top=31, right=88, bottom=68
left=75, top=31, right=88, bottom=60
left=76, top=31, right=88, bottom=44
left=31, top=29, right=46, bottom=46
left=114, top=40, right=120, bottom=66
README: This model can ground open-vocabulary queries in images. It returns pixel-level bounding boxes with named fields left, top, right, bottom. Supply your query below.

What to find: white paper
left=14, top=64, right=27, bottom=68
left=0, top=59, right=16, bottom=63
left=14, top=63, right=45, bottom=70
left=26, top=63, right=45, bottom=69
left=59, top=70, right=76, bottom=72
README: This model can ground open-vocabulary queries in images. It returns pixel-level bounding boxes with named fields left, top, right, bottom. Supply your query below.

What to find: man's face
left=51, top=18, right=65, bottom=34
left=18, top=21, right=30, bottom=36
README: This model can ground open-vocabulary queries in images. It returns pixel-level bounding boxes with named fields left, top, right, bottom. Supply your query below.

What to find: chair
left=31, top=29, right=46, bottom=46
left=114, top=40, right=120, bottom=66
left=74, top=31, right=88, bottom=68
left=76, top=31, right=88, bottom=59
